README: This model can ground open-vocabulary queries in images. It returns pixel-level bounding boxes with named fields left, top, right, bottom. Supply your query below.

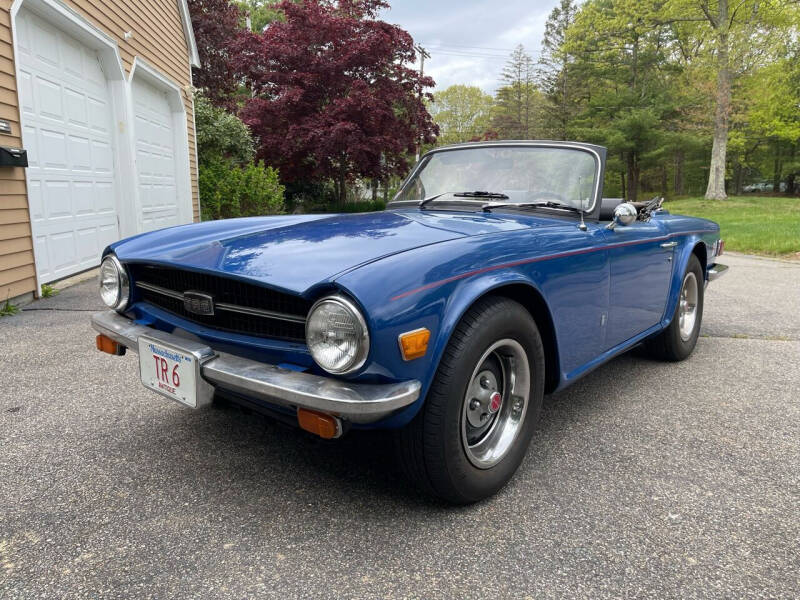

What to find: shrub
left=195, top=94, right=255, bottom=166
left=200, top=158, right=285, bottom=220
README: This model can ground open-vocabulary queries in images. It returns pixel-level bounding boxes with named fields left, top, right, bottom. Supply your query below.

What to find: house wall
left=0, top=0, right=199, bottom=302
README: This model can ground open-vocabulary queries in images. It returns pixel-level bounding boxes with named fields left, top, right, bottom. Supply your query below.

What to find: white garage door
left=16, top=9, right=119, bottom=283
left=132, top=77, right=180, bottom=232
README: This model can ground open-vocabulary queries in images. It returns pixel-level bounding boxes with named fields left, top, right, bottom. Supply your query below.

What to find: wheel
left=644, top=254, right=704, bottom=361
left=395, top=297, right=545, bottom=504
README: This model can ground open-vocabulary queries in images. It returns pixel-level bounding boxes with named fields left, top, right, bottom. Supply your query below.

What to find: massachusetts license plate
left=138, top=337, right=198, bottom=408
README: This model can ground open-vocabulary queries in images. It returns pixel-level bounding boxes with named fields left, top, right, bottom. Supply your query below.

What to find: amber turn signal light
left=398, top=328, right=430, bottom=361
left=297, top=408, right=342, bottom=439
left=96, top=334, right=126, bottom=356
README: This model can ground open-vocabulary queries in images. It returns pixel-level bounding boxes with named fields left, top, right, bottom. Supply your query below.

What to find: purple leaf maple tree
left=233, top=0, right=438, bottom=201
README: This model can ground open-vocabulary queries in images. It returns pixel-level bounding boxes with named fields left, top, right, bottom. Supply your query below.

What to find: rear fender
left=661, top=236, right=708, bottom=328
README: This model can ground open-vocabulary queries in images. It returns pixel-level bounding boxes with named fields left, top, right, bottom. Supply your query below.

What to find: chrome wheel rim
left=461, top=339, right=530, bottom=469
left=679, top=271, right=699, bottom=341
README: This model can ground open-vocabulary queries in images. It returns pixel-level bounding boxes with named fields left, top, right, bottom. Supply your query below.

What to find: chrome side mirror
left=606, top=203, right=638, bottom=230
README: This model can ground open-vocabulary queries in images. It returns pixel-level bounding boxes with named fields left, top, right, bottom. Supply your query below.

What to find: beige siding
left=0, top=0, right=199, bottom=299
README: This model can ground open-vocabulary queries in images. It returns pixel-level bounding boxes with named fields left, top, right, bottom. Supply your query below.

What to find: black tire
left=395, top=296, right=545, bottom=504
left=644, top=254, right=704, bottom=361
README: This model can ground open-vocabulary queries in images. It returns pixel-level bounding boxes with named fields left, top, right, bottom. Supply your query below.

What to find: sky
left=379, top=0, right=561, bottom=94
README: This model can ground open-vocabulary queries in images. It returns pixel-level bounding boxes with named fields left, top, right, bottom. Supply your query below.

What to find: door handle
left=660, top=241, right=678, bottom=249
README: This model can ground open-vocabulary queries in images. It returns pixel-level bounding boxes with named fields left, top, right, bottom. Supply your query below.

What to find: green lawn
left=665, top=196, right=800, bottom=257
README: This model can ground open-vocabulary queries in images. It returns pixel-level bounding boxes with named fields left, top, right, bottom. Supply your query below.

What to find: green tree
left=492, top=45, right=544, bottom=139
left=233, top=0, right=280, bottom=31
left=538, top=0, right=579, bottom=140
left=566, top=0, right=679, bottom=201
left=429, top=85, right=495, bottom=145
left=664, top=0, right=796, bottom=199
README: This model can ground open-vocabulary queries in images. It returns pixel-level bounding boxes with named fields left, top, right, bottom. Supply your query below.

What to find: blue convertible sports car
left=92, top=141, right=728, bottom=503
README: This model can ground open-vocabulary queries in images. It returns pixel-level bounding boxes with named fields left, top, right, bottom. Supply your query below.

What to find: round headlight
left=306, top=295, right=369, bottom=375
left=99, top=255, right=130, bottom=311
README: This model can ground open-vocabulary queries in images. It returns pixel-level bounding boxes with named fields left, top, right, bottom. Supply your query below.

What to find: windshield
left=395, top=146, right=599, bottom=211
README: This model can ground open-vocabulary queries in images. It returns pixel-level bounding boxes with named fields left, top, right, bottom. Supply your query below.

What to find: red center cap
left=489, top=392, right=502, bottom=414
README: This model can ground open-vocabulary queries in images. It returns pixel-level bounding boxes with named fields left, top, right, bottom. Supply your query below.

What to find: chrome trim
left=136, top=281, right=307, bottom=324
left=101, top=255, right=130, bottom=312
left=215, top=302, right=306, bottom=324
left=660, top=241, right=678, bottom=249
left=390, top=141, right=604, bottom=214
left=136, top=281, right=183, bottom=300
left=306, top=295, right=370, bottom=375
left=707, top=263, right=729, bottom=282
left=91, top=310, right=419, bottom=424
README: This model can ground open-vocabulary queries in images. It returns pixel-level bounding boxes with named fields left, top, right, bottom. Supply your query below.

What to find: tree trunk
left=371, top=179, right=378, bottom=202
left=620, top=171, right=626, bottom=201
left=626, top=153, right=639, bottom=202
left=772, top=142, right=783, bottom=193
left=704, top=0, right=730, bottom=200
left=673, top=151, right=684, bottom=196
left=733, top=162, right=744, bottom=195
left=338, top=160, right=347, bottom=204
left=660, top=165, right=668, bottom=199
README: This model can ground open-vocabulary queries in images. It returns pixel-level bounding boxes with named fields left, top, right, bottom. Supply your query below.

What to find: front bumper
left=91, top=311, right=421, bottom=424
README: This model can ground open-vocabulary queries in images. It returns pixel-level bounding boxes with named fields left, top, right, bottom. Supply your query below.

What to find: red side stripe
left=390, top=230, right=714, bottom=301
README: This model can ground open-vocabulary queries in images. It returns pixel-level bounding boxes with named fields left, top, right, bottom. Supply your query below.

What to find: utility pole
left=414, top=44, right=430, bottom=163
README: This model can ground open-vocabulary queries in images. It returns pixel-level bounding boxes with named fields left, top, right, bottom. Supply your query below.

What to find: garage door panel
left=68, top=135, right=92, bottom=172
left=29, top=18, right=61, bottom=67
left=48, top=231, right=77, bottom=273
left=36, top=77, right=64, bottom=121
left=17, top=8, right=119, bottom=283
left=95, top=181, right=116, bottom=214
left=39, top=129, right=68, bottom=169
left=133, top=76, right=184, bottom=233
left=41, top=180, right=71, bottom=220
left=93, top=139, right=113, bottom=174
left=62, top=36, right=84, bottom=79
left=74, top=181, right=95, bottom=215
left=88, top=96, right=111, bottom=135
left=64, top=87, right=89, bottom=127
left=19, top=71, right=34, bottom=115
left=22, top=124, right=38, bottom=168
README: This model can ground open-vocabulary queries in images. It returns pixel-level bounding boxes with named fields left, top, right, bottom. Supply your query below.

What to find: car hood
left=111, top=210, right=560, bottom=295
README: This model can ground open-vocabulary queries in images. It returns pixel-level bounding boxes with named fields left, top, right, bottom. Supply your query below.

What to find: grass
left=40, top=283, right=59, bottom=298
left=665, top=196, right=800, bottom=257
left=1, top=297, right=20, bottom=318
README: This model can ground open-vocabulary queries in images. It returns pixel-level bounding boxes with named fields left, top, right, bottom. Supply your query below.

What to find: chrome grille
left=129, top=264, right=310, bottom=343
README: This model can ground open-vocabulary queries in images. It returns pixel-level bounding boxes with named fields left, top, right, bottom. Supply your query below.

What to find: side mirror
left=606, top=203, right=638, bottom=230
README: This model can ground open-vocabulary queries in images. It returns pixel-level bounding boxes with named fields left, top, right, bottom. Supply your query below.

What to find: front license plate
left=138, top=337, right=198, bottom=408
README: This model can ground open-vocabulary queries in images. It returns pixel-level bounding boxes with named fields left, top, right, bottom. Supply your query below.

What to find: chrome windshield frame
left=389, top=141, right=605, bottom=216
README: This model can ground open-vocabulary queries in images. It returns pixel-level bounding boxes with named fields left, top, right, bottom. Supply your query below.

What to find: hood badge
left=183, top=291, right=215, bottom=316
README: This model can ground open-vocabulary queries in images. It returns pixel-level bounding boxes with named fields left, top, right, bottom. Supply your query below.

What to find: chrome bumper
left=91, top=311, right=421, bottom=424
left=707, top=263, right=729, bottom=283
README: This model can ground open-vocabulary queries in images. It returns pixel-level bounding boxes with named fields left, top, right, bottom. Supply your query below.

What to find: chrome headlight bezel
left=99, top=254, right=130, bottom=312
left=305, top=295, right=370, bottom=375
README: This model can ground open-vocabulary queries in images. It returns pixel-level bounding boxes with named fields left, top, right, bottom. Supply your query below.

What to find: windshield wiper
left=482, top=201, right=584, bottom=215
left=419, top=191, right=509, bottom=210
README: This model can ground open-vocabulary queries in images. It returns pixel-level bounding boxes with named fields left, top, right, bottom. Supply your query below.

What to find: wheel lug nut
left=479, top=377, right=489, bottom=389
left=470, top=399, right=481, bottom=410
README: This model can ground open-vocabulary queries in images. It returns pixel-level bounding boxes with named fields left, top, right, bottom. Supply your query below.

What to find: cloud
left=380, top=0, right=559, bottom=94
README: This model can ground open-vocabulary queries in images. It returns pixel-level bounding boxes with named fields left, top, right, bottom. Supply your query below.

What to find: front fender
left=336, top=262, right=549, bottom=428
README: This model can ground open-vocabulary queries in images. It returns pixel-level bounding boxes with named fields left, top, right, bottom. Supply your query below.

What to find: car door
left=602, top=220, right=674, bottom=349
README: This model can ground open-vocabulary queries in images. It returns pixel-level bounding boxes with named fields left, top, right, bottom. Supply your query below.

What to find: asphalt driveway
left=1, top=253, right=798, bottom=599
